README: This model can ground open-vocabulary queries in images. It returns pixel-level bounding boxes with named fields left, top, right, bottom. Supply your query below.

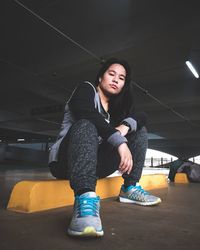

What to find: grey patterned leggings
left=50, top=119, right=148, bottom=195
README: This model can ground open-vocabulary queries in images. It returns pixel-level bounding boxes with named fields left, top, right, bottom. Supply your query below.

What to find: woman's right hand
left=117, top=143, right=133, bottom=174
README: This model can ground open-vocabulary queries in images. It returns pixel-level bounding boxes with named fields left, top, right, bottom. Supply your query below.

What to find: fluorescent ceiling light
left=186, top=61, right=199, bottom=78
left=17, top=138, right=25, bottom=142
left=148, top=133, right=164, bottom=139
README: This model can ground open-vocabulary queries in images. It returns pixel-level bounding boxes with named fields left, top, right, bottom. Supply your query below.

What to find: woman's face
left=98, top=63, right=126, bottom=96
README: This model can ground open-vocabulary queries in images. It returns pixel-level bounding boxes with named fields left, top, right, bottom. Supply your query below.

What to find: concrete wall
left=0, top=144, right=48, bottom=164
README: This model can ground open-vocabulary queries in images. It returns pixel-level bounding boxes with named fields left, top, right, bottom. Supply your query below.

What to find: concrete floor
left=0, top=163, right=200, bottom=250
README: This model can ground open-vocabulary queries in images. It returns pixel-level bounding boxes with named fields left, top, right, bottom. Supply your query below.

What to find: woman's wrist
left=121, top=121, right=131, bottom=132
left=115, top=124, right=129, bottom=136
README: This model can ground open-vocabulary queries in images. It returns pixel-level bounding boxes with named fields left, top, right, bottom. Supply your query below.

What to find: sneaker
left=119, top=184, right=161, bottom=206
left=68, top=192, right=104, bottom=237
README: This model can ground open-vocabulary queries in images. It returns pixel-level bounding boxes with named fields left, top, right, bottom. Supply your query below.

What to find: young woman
left=49, top=58, right=161, bottom=237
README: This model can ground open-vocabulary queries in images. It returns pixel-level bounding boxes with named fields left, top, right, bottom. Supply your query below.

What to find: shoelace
left=76, top=197, right=99, bottom=217
left=129, top=185, right=150, bottom=200
left=135, top=185, right=150, bottom=195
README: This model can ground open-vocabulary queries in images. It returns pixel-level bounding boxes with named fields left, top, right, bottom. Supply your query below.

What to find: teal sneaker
left=119, top=184, right=161, bottom=206
left=68, top=192, right=104, bottom=237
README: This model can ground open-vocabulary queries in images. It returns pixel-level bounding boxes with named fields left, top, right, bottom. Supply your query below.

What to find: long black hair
left=95, top=58, right=135, bottom=124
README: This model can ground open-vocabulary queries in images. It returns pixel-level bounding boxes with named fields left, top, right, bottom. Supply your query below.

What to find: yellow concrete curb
left=174, top=173, right=189, bottom=184
left=7, top=174, right=167, bottom=213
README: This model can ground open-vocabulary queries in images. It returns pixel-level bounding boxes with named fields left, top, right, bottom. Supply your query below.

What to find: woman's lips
left=110, top=84, right=118, bottom=90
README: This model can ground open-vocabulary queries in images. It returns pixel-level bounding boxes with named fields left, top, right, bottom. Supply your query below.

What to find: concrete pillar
left=0, top=144, right=6, bottom=162
left=151, top=157, right=153, bottom=167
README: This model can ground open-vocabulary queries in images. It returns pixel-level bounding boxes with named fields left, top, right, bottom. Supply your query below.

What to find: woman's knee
left=127, top=126, right=148, bottom=147
left=128, top=126, right=147, bottom=138
left=69, top=119, right=98, bottom=144
left=135, top=126, right=148, bottom=148
left=137, top=126, right=148, bottom=137
left=71, top=119, right=97, bottom=133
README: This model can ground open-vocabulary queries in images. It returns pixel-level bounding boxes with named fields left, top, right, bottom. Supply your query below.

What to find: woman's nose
left=113, top=76, right=118, bottom=83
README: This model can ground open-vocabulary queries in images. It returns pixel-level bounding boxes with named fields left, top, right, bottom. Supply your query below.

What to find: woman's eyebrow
left=108, top=69, right=125, bottom=77
left=108, top=69, right=115, bottom=73
left=119, top=74, right=126, bottom=78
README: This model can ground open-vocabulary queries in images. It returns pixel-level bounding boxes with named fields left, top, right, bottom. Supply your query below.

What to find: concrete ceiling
left=1, top=0, right=200, bottom=159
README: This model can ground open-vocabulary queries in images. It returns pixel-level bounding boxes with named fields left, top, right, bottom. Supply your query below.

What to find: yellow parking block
left=174, top=173, right=189, bottom=184
left=7, top=180, right=72, bottom=213
left=7, top=174, right=167, bottom=213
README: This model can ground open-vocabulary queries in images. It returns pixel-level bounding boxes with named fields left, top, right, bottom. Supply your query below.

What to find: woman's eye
left=120, top=77, right=125, bottom=81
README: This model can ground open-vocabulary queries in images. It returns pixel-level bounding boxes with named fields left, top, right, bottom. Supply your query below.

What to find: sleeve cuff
left=107, top=131, right=127, bottom=147
left=122, top=117, right=137, bottom=132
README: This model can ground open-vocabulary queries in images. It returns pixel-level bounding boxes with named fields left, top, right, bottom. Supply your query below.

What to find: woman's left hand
left=117, top=143, right=133, bottom=174
left=115, top=124, right=129, bottom=137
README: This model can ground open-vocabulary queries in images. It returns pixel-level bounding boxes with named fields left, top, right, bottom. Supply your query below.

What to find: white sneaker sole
left=119, top=196, right=162, bottom=206
left=68, top=226, right=104, bottom=237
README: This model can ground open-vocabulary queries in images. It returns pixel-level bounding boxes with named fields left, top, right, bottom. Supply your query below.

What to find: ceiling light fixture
left=186, top=61, right=199, bottom=78
left=17, top=139, right=25, bottom=142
